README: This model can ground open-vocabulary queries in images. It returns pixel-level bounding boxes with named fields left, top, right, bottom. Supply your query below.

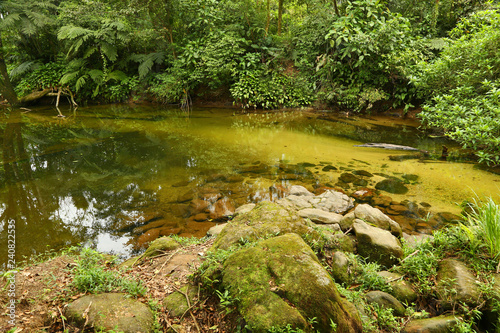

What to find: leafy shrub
left=71, top=248, right=146, bottom=297
left=16, top=62, right=65, bottom=96
left=231, top=70, right=313, bottom=109
left=415, top=9, right=500, bottom=165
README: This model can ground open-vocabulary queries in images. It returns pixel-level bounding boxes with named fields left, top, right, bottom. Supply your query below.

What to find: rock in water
left=222, top=234, right=363, bottom=332
left=375, top=178, right=409, bottom=194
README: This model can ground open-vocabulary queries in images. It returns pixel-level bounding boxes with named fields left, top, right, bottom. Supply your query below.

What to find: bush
left=415, top=9, right=500, bottom=165
left=231, top=70, right=313, bottom=109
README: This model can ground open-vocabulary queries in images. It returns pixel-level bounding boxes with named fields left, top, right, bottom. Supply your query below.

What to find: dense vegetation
left=0, top=0, right=498, bottom=163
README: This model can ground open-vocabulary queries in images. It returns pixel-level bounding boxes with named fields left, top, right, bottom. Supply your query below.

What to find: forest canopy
left=0, top=0, right=499, bottom=163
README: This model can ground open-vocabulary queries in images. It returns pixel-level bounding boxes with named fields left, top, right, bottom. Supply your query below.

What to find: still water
left=1, top=104, right=499, bottom=268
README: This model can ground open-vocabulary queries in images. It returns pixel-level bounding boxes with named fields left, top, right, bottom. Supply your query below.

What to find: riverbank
left=2, top=185, right=499, bottom=332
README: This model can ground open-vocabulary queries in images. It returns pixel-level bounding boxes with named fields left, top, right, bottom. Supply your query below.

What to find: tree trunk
left=332, top=0, right=340, bottom=17
left=265, top=0, right=270, bottom=36
left=277, top=0, right=283, bottom=35
left=0, top=33, right=19, bottom=106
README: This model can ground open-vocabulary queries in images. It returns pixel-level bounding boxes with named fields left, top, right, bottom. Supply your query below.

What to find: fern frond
left=137, top=52, right=165, bottom=78
left=58, top=25, right=93, bottom=40
left=100, top=42, right=118, bottom=62
left=0, top=13, right=21, bottom=30
left=60, top=71, right=80, bottom=85
left=88, top=69, right=104, bottom=82
left=10, top=61, right=40, bottom=79
left=83, top=46, right=98, bottom=59
left=107, top=70, right=128, bottom=82
left=75, top=74, right=89, bottom=92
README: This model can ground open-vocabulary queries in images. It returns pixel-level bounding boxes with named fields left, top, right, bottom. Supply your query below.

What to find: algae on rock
left=212, top=201, right=320, bottom=250
left=221, top=233, right=362, bottom=332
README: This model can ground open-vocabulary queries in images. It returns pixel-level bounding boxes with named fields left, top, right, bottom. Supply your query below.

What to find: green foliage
left=231, top=70, right=313, bottom=109
left=461, top=197, right=500, bottom=261
left=300, top=0, right=420, bottom=111
left=416, top=9, right=500, bottom=165
left=15, top=62, right=64, bottom=95
left=71, top=248, right=146, bottom=297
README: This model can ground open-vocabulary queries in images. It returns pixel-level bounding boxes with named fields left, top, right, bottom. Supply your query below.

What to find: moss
left=222, top=233, right=362, bottom=332
left=143, top=236, right=181, bottom=258
left=212, top=201, right=320, bottom=251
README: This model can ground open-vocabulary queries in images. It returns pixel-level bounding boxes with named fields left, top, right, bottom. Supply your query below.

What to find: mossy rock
left=163, top=284, right=198, bottom=317
left=212, top=201, right=320, bottom=250
left=222, top=233, right=362, bottom=332
left=143, top=236, right=181, bottom=258
left=65, top=293, right=154, bottom=333
left=377, top=271, right=417, bottom=304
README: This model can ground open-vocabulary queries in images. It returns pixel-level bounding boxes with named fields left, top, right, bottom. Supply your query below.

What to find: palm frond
left=58, top=25, right=93, bottom=41
left=60, top=71, right=81, bottom=85
left=75, top=74, right=89, bottom=92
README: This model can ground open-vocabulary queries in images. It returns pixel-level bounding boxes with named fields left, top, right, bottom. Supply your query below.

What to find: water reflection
left=1, top=106, right=499, bottom=269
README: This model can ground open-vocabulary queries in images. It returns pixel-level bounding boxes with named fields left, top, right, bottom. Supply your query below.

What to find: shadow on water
left=1, top=105, right=499, bottom=268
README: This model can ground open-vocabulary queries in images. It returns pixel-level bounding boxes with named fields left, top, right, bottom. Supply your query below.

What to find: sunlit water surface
left=1, top=105, right=499, bottom=269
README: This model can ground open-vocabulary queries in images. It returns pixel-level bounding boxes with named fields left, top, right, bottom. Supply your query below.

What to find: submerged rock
left=65, top=293, right=153, bottom=333
left=222, top=233, right=362, bottom=332
left=375, top=178, right=409, bottom=194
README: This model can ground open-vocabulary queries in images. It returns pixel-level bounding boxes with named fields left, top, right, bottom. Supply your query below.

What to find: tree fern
left=129, top=52, right=165, bottom=79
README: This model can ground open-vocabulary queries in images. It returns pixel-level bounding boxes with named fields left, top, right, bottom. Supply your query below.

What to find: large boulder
left=222, top=233, right=362, bottom=333
left=212, top=201, right=319, bottom=250
left=353, top=220, right=403, bottom=268
left=340, top=204, right=402, bottom=237
left=65, top=293, right=154, bottom=333
left=436, top=259, right=481, bottom=309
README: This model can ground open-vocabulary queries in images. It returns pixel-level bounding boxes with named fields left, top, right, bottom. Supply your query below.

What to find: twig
left=165, top=319, right=180, bottom=333
left=343, top=227, right=352, bottom=235
left=57, top=306, right=66, bottom=331
left=402, top=250, right=420, bottom=262
left=82, top=300, right=92, bottom=331
left=175, top=286, right=201, bottom=333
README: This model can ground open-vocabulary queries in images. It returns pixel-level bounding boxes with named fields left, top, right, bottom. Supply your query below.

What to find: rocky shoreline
left=3, top=185, right=499, bottom=333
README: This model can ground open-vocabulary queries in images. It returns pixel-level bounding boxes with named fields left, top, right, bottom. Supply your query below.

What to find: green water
left=1, top=105, right=499, bottom=268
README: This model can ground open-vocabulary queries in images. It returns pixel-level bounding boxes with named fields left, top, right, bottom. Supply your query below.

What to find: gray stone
left=234, top=203, right=256, bottom=216
left=289, top=185, right=314, bottom=196
left=403, top=233, right=434, bottom=248
left=352, top=204, right=402, bottom=237
left=329, top=251, right=351, bottom=284
left=353, top=219, right=403, bottom=268
left=436, top=259, right=481, bottom=308
left=309, top=190, right=354, bottom=214
left=377, top=271, right=418, bottom=303
left=277, top=195, right=313, bottom=210
left=299, top=208, right=343, bottom=224
left=402, top=315, right=459, bottom=333
left=365, top=291, right=406, bottom=317
left=207, top=223, right=227, bottom=237
left=65, top=293, right=154, bottom=333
